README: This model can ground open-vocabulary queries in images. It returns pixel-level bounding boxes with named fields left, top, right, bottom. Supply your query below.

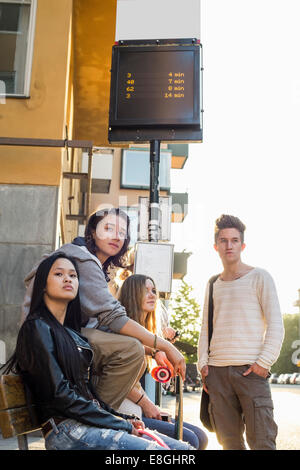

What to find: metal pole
left=149, top=140, right=161, bottom=405
left=174, top=375, right=183, bottom=440
left=17, top=434, right=29, bottom=450
left=149, top=140, right=161, bottom=242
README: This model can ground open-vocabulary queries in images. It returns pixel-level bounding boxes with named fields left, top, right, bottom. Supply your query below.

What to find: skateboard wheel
left=151, top=366, right=172, bottom=383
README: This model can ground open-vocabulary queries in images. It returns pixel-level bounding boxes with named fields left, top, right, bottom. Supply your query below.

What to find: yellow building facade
left=0, top=0, right=121, bottom=358
left=0, top=0, right=189, bottom=360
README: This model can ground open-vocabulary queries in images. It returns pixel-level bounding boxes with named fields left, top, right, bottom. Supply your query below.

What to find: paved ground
left=161, top=384, right=300, bottom=450
left=0, top=384, right=299, bottom=451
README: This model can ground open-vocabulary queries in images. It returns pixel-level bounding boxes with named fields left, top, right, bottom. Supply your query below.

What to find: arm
left=19, top=319, right=133, bottom=433
left=127, top=386, right=161, bottom=420
left=156, top=302, right=178, bottom=342
left=255, top=271, right=285, bottom=370
left=144, top=347, right=174, bottom=375
left=79, top=257, right=185, bottom=378
left=71, top=251, right=129, bottom=332
left=197, top=283, right=210, bottom=392
left=162, top=326, right=178, bottom=342
left=119, top=319, right=186, bottom=380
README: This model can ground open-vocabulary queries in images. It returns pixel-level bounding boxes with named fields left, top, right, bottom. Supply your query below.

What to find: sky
left=170, top=0, right=300, bottom=316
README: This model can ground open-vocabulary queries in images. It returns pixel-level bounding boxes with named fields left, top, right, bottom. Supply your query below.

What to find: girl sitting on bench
left=117, top=274, right=208, bottom=450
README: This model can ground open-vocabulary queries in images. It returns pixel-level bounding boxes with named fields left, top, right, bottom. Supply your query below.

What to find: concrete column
left=0, top=184, right=59, bottom=358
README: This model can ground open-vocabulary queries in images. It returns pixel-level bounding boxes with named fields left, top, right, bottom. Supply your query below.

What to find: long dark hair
left=84, top=208, right=131, bottom=274
left=1, top=254, right=90, bottom=399
left=29, top=253, right=82, bottom=330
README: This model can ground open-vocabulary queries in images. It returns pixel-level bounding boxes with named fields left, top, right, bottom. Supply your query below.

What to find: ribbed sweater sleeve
left=255, top=270, right=285, bottom=369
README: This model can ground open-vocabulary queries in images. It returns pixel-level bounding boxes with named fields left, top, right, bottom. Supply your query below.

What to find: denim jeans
left=143, top=417, right=208, bottom=450
left=45, top=419, right=195, bottom=450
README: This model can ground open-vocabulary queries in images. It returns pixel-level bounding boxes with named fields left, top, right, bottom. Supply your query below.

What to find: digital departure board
left=108, top=42, right=203, bottom=143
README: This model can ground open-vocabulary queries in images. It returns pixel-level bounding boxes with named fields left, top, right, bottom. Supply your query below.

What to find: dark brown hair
left=214, top=214, right=246, bottom=243
left=84, top=208, right=131, bottom=273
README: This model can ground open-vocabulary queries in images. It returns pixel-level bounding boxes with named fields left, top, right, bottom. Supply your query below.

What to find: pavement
left=161, top=385, right=300, bottom=450
left=1, top=385, right=299, bottom=451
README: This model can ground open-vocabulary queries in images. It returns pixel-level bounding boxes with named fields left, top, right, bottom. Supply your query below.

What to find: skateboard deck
left=174, top=375, right=183, bottom=440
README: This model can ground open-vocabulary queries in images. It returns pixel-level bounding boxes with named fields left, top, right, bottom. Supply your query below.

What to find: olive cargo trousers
left=205, top=365, right=278, bottom=450
left=82, top=328, right=145, bottom=410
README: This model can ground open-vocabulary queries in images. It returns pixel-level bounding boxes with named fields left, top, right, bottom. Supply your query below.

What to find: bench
left=0, top=374, right=183, bottom=449
left=0, top=374, right=41, bottom=450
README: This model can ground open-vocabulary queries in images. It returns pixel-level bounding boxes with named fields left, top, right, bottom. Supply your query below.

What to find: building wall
left=73, top=0, right=118, bottom=147
left=0, top=184, right=59, bottom=358
left=91, top=148, right=168, bottom=211
left=0, top=0, right=187, bottom=360
left=0, top=0, right=73, bottom=186
left=0, top=0, right=74, bottom=359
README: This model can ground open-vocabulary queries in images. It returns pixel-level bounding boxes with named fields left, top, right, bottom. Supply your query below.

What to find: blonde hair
left=118, top=274, right=157, bottom=334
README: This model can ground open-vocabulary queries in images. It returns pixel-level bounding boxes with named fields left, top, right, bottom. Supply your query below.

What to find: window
left=121, top=148, right=171, bottom=190
left=0, top=0, right=37, bottom=97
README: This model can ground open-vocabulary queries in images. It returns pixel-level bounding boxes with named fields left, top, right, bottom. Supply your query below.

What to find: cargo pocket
left=253, top=397, right=277, bottom=448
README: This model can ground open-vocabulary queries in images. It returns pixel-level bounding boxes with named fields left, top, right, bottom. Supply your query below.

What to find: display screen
left=109, top=45, right=200, bottom=127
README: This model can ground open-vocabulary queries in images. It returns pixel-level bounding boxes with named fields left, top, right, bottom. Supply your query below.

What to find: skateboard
left=174, top=375, right=183, bottom=440
left=151, top=366, right=183, bottom=441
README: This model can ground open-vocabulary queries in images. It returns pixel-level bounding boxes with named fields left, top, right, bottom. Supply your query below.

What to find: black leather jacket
left=17, top=316, right=133, bottom=433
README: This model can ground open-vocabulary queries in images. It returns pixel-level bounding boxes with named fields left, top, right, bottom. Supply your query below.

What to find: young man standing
left=198, top=214, right=284, bottom=450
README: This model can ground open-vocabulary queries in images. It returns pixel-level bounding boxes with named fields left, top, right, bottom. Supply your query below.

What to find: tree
left=169, top=280, right=201, bottom=363
left=271, top=314, right=300, bottom=374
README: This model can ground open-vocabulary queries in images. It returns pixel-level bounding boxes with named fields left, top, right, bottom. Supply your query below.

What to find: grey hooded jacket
left=21, top=242, right=129, bottom=332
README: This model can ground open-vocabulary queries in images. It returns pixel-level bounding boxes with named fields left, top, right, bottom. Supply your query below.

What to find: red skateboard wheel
left=151, top=366, right=172, bottom=383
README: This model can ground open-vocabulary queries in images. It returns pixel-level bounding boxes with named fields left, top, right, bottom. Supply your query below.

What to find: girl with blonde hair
left=118, top=274, right=208, bottom=450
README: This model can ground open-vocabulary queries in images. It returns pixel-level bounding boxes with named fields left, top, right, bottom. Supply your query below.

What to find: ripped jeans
left=45, top=419, right=194, bottom=450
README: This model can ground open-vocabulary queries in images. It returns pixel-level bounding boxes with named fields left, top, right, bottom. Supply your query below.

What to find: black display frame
left=108, top=40, right=203, bottom=143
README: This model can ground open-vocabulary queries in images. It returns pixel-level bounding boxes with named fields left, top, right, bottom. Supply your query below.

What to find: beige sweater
left=197, top=268, right=284, bottom=371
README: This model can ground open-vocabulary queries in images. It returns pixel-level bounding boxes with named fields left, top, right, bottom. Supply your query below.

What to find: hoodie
left=21, top=240, right=129, bottom=332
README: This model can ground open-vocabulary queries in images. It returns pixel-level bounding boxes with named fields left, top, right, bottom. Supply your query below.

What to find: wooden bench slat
left=0, top=375, right=27, bottom=409
left=0, top=407, right=40, bottom=438
left=0, top=375, right=41, bottom=446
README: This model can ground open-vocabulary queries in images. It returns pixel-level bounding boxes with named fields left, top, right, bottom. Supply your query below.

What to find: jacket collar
left=65, top=327, right=92, bottom=351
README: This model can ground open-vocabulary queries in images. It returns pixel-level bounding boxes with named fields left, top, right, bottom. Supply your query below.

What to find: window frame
left=0, top=0, right=37, bottom=98
left=120, top=148, right=171, bottom=191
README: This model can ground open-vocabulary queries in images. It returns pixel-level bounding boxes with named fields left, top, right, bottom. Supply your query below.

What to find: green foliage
left=169, top=280, right=201, bottom=363
left=271, top=314, right=300, bottom=374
